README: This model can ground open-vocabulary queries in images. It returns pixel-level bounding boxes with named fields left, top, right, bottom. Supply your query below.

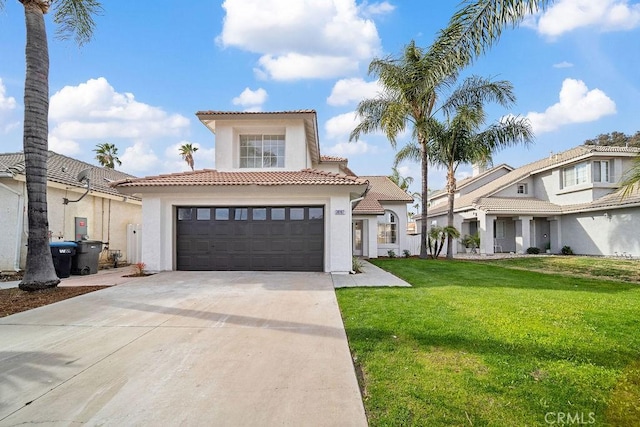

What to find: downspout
left=0, top=181, right=25, bottom=271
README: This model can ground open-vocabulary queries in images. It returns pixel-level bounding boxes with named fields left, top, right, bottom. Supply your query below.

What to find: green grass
left=473, top=256, right=640, bottom=283
left=336, top=258, right=640, bottom=426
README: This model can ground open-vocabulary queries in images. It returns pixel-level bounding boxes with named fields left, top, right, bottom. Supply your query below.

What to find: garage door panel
left=177, top=206, right=324, bottom=271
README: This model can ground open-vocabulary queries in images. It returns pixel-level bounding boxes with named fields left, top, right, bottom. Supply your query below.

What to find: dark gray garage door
left=176, top=206, right=324, bottom=271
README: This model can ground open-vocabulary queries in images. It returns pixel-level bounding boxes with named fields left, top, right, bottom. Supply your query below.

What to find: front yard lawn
left=336, top=258, right=640, bottom=426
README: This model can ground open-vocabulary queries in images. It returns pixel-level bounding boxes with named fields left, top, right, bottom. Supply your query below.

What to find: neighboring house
left=427, top=145, right=640, bottom=256
left=113, top=110, right=413, bottom=273
left=0, top=151, right=142, bottom=271
left=353, top=176, right=413, bottom=258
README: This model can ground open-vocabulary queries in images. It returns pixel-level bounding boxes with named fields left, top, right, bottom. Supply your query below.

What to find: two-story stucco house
left=113, top=110, right=412, bottom=273
left=427, top=144, right=640, bottom=256
left=0, top=151, right=142, bottom=272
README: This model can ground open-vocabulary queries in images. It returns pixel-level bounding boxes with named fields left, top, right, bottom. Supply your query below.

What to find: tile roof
left=428, top=145, right=640, bottom=216
left=195, top=109, right=316, bottom=116
left=111, top=168, right=369, bottom=188
left=473, top=197, right=563, bottom=214
left=563, top=187, right=640, bottom=213
left=428, top=164, right=513, bottom=199
left=353, top=176, right=413, bottom=214
left=0, top=151, right=140, bottom=200
left=320, top=155, right=348, bottom=162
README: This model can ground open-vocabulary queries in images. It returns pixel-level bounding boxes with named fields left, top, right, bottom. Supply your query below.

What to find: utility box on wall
left=75, top=217, right=88, bottom=241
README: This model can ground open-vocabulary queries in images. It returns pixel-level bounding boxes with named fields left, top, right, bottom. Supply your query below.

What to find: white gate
left=126, top=223, right=142, bottom=264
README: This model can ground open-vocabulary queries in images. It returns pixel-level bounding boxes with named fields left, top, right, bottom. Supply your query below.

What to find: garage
left=176, top=206, right=324, bottom=271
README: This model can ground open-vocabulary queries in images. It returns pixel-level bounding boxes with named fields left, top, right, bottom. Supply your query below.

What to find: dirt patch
left=0, top=286, right=107, bottom=318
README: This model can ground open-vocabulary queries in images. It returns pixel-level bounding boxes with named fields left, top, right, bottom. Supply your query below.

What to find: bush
left=526, top=247, right=540, bottom=254
left=561, top=245, right=574, bottom=255
left=402, top=249, right=411, bottom=258
left=387, top=250, right=396, bottom=258
left=352, top=256, right=364, bottom=273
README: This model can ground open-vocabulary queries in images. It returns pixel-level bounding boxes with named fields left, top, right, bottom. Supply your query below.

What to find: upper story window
left=517, top=183, right=528, bottom=194
left=562, top=162, right=588, bottom=187
left=592, top=160, right=610, bottom=183
left=378, top=210, right=397, bottom=244
left=239, top=135, right=285, bottom=168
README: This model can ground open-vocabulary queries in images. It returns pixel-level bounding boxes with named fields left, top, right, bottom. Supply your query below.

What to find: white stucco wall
left=561, top=207, right=640, bottom=256
left=212, top=119, right=312, bottom=171
left=136, top=185, right=360, bottom=273
left=0, top=180, right=25, bottom=271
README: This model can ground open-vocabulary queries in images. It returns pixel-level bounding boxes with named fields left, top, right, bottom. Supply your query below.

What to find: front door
left=353, top=220, right=363, bottom=256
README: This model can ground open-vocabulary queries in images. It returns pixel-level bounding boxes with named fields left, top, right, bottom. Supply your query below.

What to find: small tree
left=427, top=225, right=460, bottom=259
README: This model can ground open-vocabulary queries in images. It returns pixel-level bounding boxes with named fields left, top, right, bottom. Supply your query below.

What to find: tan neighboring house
left=112, top=110, right=413, bottom=273
left=0, top=151, right=142, bottom=271
left=427, top=145, right=640, bottom=256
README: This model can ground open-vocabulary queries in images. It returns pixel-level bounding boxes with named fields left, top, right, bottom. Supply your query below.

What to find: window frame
left=239, top=134, right=285, bottom=169
left=517, top=183, right=528, bottom=194
left=592, top=160, right=610, bottom=183
left=377, top=210, right=398, bottom=244
left=562, top=162, right=588, bottom=188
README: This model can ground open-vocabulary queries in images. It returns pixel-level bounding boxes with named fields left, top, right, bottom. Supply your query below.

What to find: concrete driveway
left=0, top=272, right=367, bottom=426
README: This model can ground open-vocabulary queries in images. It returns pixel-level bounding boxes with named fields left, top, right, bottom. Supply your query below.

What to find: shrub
left=352, top=256, right=364, bottom=273
left=561, top=245, right=574, bottom=255
left=402, top=249, right=411, bottom=258
left=526, top=247, right=541, bottom=254
left=387, top=250, right=396, bottom=258
left=134, top=262, right=146, bottom=276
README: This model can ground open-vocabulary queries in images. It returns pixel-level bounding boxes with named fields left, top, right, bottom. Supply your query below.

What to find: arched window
left=377, top=210, right=397, bottom=244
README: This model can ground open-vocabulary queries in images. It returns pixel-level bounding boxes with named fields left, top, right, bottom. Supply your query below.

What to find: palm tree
left=93, top=143, right=122, bottom=169
left=416, top=77, right=533, bottom=259
left=179, top=143, right=199, bottom=171
left=351, top=41, right=461, bottom=258
left=1, top=0, right=102, bottom=291
left=388, top=167, right=414, bottom=192
left=621, top=156, right=640, bottom=198
left=432, top=0, right=554, bottom=76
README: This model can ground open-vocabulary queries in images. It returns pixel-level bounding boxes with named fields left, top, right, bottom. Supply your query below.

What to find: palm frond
left=53, top=0, right=103, bottom=46
left=620, top=155, right=640, bottom=198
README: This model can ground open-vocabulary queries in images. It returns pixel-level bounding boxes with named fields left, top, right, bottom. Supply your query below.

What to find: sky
left=1, top=0, right=640, bottom=195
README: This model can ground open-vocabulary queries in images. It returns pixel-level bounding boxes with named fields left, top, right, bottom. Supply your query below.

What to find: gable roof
left=0, top=151, right=140, bottom=200
left=195, top=110, right=321, bottom=164
left=111, top=168, right=368, bottom=188
left=428, top=145, right=640, bottom=216
left=353, top=176, right=413, bottom=215
left=428, top=164, right=514, bottom=200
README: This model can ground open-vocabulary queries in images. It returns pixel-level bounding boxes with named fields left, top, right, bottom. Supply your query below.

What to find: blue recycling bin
left=50, top=241, right=78, bottom=278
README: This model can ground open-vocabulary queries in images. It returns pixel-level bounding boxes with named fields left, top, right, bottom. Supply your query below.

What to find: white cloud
left=524, top=78, right=616, bottom=134
left=325, top=139, right=373, bottom=156
left=232, top=87, right=268, bottom=109
left=536, top=0, right=640, bottom=36
left=46, top=77, right=190, bottom=159
left=0, top=78, right=19, bottom=133
left=120, top=142, right=160, bottom=174
left=362, top=1, right=395, bottom=16
left=327, top=78, right=381, bottom=106
left=553, top=61, right=574, bottom=68
left=325, top=111, right=360, bottom=139
left=218, top=0, right=382, bottom=80
left=0, top=78, right=16, bottom=111
left=48, top=135, right=81, bottom=156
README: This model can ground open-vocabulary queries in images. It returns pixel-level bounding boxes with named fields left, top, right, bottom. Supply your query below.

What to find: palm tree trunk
left=19, top=2, right=60, bottom=291
left=445, top=166, right=456, bottom=259
left=419, top=140, right=429, bottom=259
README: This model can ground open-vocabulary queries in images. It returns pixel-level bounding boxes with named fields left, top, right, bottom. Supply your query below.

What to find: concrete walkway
left=0, top=271, right=367, bottom=426
left=332, top=259, right=411, bottom=288
left=0, top=266, right=142, bottom=289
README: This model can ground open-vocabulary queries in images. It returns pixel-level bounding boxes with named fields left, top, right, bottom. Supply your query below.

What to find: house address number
left=335, top=209, right=346, bottom=215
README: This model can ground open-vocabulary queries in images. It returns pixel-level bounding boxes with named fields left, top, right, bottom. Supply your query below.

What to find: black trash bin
left=50, top=241, right=77, bottom=278
left=71, top=240, right=103, bottom=275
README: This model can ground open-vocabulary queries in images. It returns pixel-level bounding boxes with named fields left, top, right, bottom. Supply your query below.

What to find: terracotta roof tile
left=353, top=176, right=413, bottom=214
left=320, top=155, right=348, bottom=162
left=428, top=145, right=640, bottom=216
left=473, top=197, right=563, bottom=214
left=112, top=168, right=368, bottom=188
left=196, top=109, right=316, bottom=116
